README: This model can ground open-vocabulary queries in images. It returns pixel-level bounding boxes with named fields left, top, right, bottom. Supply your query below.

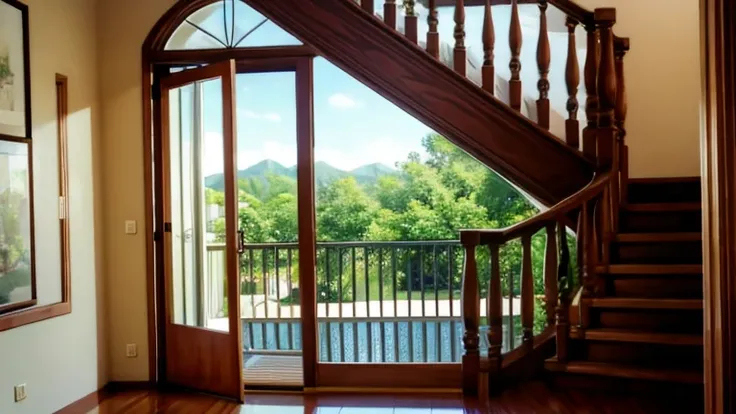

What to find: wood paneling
left=701, top=0, right=736, bottom=411
left=245, top=0, right=594, bottom=207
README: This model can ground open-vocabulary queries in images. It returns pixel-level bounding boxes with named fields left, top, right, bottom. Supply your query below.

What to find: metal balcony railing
left=205, top=241, right=523, bottom=363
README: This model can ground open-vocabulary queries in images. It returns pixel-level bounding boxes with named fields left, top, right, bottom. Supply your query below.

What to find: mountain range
left=205, top=159, right=396, bottom=191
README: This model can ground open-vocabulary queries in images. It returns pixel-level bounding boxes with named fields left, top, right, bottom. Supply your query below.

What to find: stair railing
left=358, top=0, right=630, bottom=227
left=459, top=171, right=610, bottom=395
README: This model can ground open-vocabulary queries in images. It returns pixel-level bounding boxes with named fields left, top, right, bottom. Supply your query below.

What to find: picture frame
left=0, top=137, right=36, bottom=315
left=0, top=0, right=31, bottom=139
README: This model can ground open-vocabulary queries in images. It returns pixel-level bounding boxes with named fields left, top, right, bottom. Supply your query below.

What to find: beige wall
left=97, top=0, right=703, bottom=382
left=577, top=0, right=702, bottom=178
left=0, top=0, right=106, bottom=412
left=98, top=0, right=175, bottom=382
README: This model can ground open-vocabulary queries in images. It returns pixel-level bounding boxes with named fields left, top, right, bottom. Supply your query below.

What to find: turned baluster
left=482, top=0, right=495, bottom=94
left=521, top=234, right=534, bottom=347
left=556, top=222, right=570, bottom=362
left=582, top=24, right=599, bottom=160
left=599, top=186, right=612, bottom=268
left=536, top=1, right=551, bottom=129
left=384, top=0, right=397, bottom=29
left=454, top=0, right=467, bottom=75
left=565, top=17, right=580, bottom=149
left=544, top=223, right=558, bottom=326
left=404, top=0, right=418, bottom=44
left=362, top=0, right=375, bottom=13
left=615, top=37, right=630, bottom=206
left=509, top=0, right=522, bottom=111
left=487, top=244, right=502, bottom=375
left=427, top=0, right=439, bottom=59
left=580, top=201, right=594, bottom=298
left=461, top=232, right=480, bottom=396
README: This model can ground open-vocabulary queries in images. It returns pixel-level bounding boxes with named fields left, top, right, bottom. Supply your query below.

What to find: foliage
left=0, top=55, right=13, bottom=85
left=207, top=133, right=573, bottom=332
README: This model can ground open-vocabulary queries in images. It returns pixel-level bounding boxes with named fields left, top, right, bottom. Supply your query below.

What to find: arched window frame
left=141, top=0, right=318, bottom=385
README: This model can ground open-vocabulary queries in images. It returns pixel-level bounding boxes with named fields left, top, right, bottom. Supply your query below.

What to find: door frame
left=144, top=50, right=319, bottom=388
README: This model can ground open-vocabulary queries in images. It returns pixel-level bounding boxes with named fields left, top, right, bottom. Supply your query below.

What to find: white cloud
left=239, top=109, right=282, bottom=122
left=314, top=135, right=422, bottom=171
left=328, top=93, right=361, bottom=110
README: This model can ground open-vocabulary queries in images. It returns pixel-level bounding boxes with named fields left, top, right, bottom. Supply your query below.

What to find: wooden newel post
left=595, top=8, right=618, bottom=247
left=615, top=37, right=630, bottom=206
left=461, top=231, right=480, bottom=396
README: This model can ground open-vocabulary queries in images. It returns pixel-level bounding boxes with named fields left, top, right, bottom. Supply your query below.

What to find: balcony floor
left=244, top=354, right=303, bottom=389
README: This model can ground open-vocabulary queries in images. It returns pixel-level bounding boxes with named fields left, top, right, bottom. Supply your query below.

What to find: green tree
left=316, top=177, right=376, bottom=241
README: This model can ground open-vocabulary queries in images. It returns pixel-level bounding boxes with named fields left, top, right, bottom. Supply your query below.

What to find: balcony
left=204, top=240, right=528, bottom=388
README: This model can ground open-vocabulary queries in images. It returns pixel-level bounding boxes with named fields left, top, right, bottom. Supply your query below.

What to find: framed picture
left=0, top=137, right=35, bottom=314
left=0, top=0, right=31, bottom=139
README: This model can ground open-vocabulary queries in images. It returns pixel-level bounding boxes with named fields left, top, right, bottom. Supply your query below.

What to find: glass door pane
left=232, top=69, right=303, bottom=388
left=160, top=61, right=243, bottom=400
left=169, top=78, right=229, bottom=332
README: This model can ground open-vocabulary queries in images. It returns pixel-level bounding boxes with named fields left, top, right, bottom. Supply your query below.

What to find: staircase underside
left=246, top=0, right=594, bottom=206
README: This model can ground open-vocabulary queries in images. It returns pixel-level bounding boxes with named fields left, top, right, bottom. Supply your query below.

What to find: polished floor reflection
left=76, top=382, right=701, bottom=413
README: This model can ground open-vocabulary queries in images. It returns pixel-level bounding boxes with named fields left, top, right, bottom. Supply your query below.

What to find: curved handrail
left=460, top=171, right=611, bottom=245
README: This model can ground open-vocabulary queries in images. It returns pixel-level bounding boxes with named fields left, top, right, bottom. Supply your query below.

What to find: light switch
left=125, top=220, right=137, bottom=235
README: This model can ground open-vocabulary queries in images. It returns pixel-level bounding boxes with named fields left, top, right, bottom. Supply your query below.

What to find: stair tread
left=583, top=328, right=702, bottom=345
left=615, top=232, right=702, bottom=243
left=597, top=264, right=703, bottom=275
left=545, top=358, right=702, bottom=384
left=623, top=202, right=701, bottom=212
left=587, top=298, right=703, bottom=310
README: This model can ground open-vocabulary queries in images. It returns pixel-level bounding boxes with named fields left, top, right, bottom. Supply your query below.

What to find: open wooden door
left=159, top=60, right=243, bottom=401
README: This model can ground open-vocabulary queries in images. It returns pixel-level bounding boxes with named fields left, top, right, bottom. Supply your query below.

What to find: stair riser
left=620, top=210, right=702, bottom=233
left=609, top=276, right=703, bottom=299
left=578, top=341, right=703, bottom=370
left=627, top=180, right=701, bottom=204
left=612, top=241, right=703, bottom=264
left=594, top=309, right=703, bottom=334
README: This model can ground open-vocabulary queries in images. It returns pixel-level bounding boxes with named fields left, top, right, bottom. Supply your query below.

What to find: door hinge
left=164, top=222, right=172, bottom=233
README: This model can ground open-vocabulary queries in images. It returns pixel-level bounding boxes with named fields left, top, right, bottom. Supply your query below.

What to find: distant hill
left=205, top=159, right=397, bottom=191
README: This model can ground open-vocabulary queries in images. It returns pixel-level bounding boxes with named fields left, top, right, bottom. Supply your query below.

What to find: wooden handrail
left=461, top=171, right=611, bottom=245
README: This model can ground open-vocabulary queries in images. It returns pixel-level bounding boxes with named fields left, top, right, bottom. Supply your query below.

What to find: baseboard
left=54, top=381, right=154, bottom=413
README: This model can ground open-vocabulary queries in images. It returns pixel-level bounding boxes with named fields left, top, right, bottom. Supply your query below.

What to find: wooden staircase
left=545, top=178, right=704, bottom=394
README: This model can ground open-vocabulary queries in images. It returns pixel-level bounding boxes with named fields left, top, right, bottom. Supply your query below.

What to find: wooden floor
left=62, top=382, right=703, bottom=413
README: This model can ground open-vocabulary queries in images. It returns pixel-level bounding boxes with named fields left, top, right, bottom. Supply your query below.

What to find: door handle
left=237, top=229, right=245, bottom=254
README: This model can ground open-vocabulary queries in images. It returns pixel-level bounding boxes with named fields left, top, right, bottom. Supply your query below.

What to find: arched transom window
left=165, top=0, right=302, bottom=50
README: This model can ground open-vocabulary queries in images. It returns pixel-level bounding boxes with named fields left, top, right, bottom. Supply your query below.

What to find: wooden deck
left=243, top=354, right=303, bottom=388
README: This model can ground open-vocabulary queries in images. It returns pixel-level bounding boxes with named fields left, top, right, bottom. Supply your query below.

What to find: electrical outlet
left=125, top=220, right=137, bottom=235
left=126, top=343, right=138, bottom=358
left=14, top=384, right=26, bottom=402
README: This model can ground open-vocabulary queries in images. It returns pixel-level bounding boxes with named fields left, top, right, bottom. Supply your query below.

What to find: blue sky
left=185, top=1, right=586, bottom=177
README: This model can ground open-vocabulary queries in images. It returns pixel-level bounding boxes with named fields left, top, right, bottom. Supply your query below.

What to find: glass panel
left=168, top=78, right=229, bottom=332
left=232, top=1, right=301, bottom=47
left=312, top=56, right=542, bottom=363
left=165, top=0, right=302, bottom=50
left=210, top=71, right=300, bottom=386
